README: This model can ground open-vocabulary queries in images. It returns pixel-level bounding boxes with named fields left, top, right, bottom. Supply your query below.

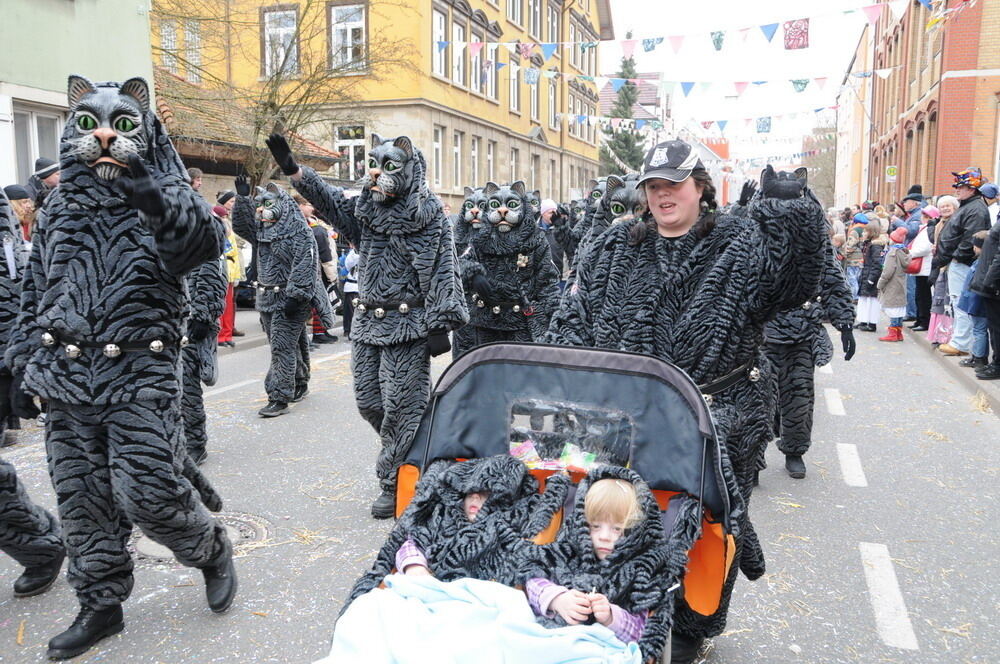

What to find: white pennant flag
left=888, top=0, right=908, bottom=21
left=874, top=67, right=894, bottom=79
left=453, top=42, right=467, bottom=54
left=503, top=42, right=519, bottom=56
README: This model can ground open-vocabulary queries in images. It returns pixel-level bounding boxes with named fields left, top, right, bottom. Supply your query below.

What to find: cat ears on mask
left=265, top=182, right=284, bottom=195
left=370, top=133, right=414, bottom=159
left=464, top=186, right=476, bottom=197
left=67, top=75, right=150, bottom=113
left=605, top=175, right=626, bottom=196
left=483, top=181, right=526, bottom=197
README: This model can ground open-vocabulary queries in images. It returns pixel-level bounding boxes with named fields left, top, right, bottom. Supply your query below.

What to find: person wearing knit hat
left=3, top=185, right=30, bottom=201
left=25, top=158, right=60, bottom=208
left=877, top=226, right=912, bottom=342
left=980, top=183, right=998, bottom=227
left=895, top=185, right=926, bottom=321
left=537, top=198, right=568, bottom=284
left=217, top=191, right=235, bottom=209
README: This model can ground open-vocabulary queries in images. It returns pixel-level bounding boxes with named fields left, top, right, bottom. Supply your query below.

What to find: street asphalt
left=0, top=319, right=997, bottom=663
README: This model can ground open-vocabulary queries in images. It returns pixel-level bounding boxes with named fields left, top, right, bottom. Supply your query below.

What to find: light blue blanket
left=318, top=574, right=644, bottom=664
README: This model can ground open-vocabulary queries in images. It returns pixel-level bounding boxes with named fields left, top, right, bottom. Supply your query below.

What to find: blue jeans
left=846, top=265, right=861, bottom=300
left=971, top=315, right=989, bottom=357
left=948, top=262, right=974, bottom=351
left=889, top=316, right=903, bottom=327
left=906, top=274, right=917, bottom=318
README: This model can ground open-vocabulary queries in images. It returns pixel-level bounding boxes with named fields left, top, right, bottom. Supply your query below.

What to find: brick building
left=864, top=0, right=1000, bottom=205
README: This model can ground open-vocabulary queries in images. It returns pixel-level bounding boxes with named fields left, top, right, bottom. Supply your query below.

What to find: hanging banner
left=783, top=19, right=809, bottom=50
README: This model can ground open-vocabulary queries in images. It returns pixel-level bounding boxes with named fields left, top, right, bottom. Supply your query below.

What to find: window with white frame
left=333, top=125, right=366, bottom=180
left=529, top=0, right=541, bottom=38
left=471, top=136, right=480, bottom=184
left=547, top=4, right=559, bottom=43
left=471, top=31, right=484, bottom=94
left=507, top=0, right=522, bottom=25
left=433, top=126, right=444, bottom=187
left=530, top=77, right=539, bottom=121
left=510, top=147, right=519, bottom=181
left=12, top=106, right=63, bottom=185
left=184, top=20, right=201, bottom=83
left=530, top=154, right=540, bottom=189
left=548, top=80, right=558, bottom=129
left=509, top=66, right=521, bottom=112
left=487, top=140, right=496, bottom=180
left=569, top=23, right=577, bottom=67
left=160, top=19, right=178, bottom=74
left=432, top=9, right=448, bottom=76
left=486, top=44, right=499, bottom=99
left=452, top=21, right=466, bottom=85
left=453, top=130, right=463, bottom=188
left=330, top=3, right=366, bottom=70
left=263, top=7, right=298, bottom=76
left=549, top=158, right=556, bottom=198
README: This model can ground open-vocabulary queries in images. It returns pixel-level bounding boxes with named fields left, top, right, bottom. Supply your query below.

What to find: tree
left=802, top=126, right=837, bottom=207
left=150, top=0, right=415, bottom=183
left=599, top=35, right=645, bottom=176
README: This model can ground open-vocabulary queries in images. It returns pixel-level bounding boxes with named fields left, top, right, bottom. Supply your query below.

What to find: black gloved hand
left=114, top=154, right=167, bottom=217
left=0, top=372, right=13, bottom=422
left=284, top=296, right=307, bottom=318
left=760, top=165, right=805, bottom=200
left=235, top=174, right=251, bottom=197
left=10, top=373, right=40, bottom=420
left=551, top=205, right=570, bottom=226
left=738, top=180, right=758, bottom=206
left=839, top=326, right=856, bottom=361
left=470, top=274, right=494, bottom=301
left=187, top=320, right=212, bottom=343
left=427, top=329, right=451, bottom=357
left=265, top=134, right=300, bottom=177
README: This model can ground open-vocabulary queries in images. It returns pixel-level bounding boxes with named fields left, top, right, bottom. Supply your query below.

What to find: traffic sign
left=886, top=165, right=898, bottom=183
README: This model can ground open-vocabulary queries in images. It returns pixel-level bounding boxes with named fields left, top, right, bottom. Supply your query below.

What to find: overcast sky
left=601, top=0, right=877, bottom=155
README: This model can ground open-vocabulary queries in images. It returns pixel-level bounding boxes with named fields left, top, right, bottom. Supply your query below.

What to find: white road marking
left=836, top=443, right=868, bottom=487
left=824, top=387, right=846, bottom=416
left=314, top=349, right=351, bottom=364
left=818, top=363, right=834, bottom=375
left=206, top=349, right=351, bottom=398
left=858, top=542, right=920, bottom=651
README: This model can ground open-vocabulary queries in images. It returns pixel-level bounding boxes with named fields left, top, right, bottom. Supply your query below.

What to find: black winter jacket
left=934, top=195, right=991, bottom=268
left=970, top=220, right=1000, bottom=299
left=858, top=238, right=887, bottom=299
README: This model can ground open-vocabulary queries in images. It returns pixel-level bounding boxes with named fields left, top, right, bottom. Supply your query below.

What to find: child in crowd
left=878, top=227, right=912, bottom=342
left=855, top=223, right=887, bottom=332
left=519, top=466, right=694, bottom=662
left=344, top=455, right=569, bottom=609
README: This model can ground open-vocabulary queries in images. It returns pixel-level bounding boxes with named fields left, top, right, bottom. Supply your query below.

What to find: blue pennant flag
left=541, top=43, right=558, bottom=60
left=495, top=61, right=507, bottom=71
left=436, top=41, right=448, bottom=52
left=642, top=38, right=664, bottom=52
left=680, top=81, right=695, bottom=96
left=577, top=114, right=587, bottom=125
left=917, top=0, right=932, bottom=8
left=525, top=68, right=540, bottom=84
left=717, top=120, right=728, bottom=132
left=611, top=78, right=626, bottom=93
left=752, top=80, right=767, bottom=86
left=759, top=23, right=779, bottom=42
left=636, top=119, right=647, bottom=130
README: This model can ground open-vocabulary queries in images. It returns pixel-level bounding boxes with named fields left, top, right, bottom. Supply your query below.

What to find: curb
left=909, top=327, right=1000, bottom=416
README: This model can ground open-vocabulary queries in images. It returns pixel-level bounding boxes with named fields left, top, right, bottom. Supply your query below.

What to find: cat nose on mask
left=369, top=167, right=382, bottom=179
left=93, top=127, right=117, bottom=150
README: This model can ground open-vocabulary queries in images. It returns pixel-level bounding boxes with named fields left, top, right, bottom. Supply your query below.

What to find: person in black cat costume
left=763, top=242, right=855, bottom=480
left=0, top=189, right=66, bottom=600
left=231, top=180, right=333, bottom=417
left=545, top=139, right=827, bottom=663
left=462, top=181, right=560, bottom=346
left=552, top=178, right=607, bottom=264
left=342, top=454, right=569, bottom=608
left=4, top=75, right=236, bottom=660
left=265, top=133, right=467, bottom=518
left=452, top=186, right=486, bottom=360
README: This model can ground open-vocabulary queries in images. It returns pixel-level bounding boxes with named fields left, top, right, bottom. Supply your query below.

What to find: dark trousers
left=914, top=275, right=932, bottom=327
left=984, top=297, right=1000, bottom=365
left=342, top=293, right=355, bottom=338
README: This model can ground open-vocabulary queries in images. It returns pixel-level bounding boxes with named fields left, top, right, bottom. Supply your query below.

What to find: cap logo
left=649, top=147, right=670, bottom=168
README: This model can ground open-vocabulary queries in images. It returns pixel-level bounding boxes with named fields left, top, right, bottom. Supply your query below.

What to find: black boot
left=312, top=333, right=338, bottom=344
left=14, top=550, right=65, bottom=598
left=976, top=364, right=1000, bottom=380
left=258, top=401, right=289, bottom=417
left=670, top=630, right=705, bottom=664
left=47, top=604, right=124, bottom=660
left=785, top=454, right=806, bottom=479
left=371, top=490, right=396, bottom=519
left=290, top=385, right=309, bottom=403
left=959, top=355, right=987, bottom=369
left=201, top=554, right=238, bottom=613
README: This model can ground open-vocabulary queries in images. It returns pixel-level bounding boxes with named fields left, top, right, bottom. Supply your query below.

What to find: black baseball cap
left=637, top=139, right=704, bottom=185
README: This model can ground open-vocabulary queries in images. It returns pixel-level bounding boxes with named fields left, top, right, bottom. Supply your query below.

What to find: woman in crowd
left=927, top=196, right=958, bottom=345
left=908, top=205, right=939, bottom=332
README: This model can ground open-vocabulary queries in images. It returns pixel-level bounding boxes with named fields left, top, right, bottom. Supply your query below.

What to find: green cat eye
left=489, top=200, right=500, bottom=209
left=591, top=190, right=601, bottom=198
left=384, top=162, right=398, bottom=172
left=114, top=117, right=137, bottom=132
left=265, top=200, right=275, bottom=208
left=463, top=201, right=474, bottom=209
left=368, top=159, right=378, bottom=169
left=610, top=202, right=625, bottom=215
left=77, top=115, right=97, bottom=131
left=507, top=199, right=520, bottom=209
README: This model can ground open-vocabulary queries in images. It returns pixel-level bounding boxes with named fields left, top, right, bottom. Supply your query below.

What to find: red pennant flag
left=621, top=40, right=637, bottom=59
left=734, top=81, right=749, bottom=96
left=861, top=4, right=884, bottom=25
left=814, top=77, right=827, bottom=90
left=668, top=35, right=684, bottom=54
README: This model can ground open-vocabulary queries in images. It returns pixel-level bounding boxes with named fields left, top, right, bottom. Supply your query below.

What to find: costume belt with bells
left=697, top=359, right=762, bottom=406
left=472, top=294, right=535, bottom=316
left=352, top=297, right=426, bottom=319
left=41, top=329, right=185, bottom=359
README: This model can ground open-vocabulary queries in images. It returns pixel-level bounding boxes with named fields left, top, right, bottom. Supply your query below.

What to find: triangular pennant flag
left=510, top=63, right=520, bottom=75
left=752, top=80, right=767, bottom=86
left=524, top=68, right=540, bottom=84
left=917, top=0, right=932, bottom=9
left=611, top=78, right=626, bottom=93
left=453, top=42, right=466, bottom=54
left=642, top=38, right=663, bottom=52
left=621, top=40, right=637, bottom=59
left=853, top=71, right=873, bottom=78
left=734, top=81, right=749, bottom=96
left=469, top=42, right=484, bottom=58
left=862, top=4, right=884, bottom=25
left=759, top=23, right=779, bottom=42
left=595, top=76, right=609, bottom=86
left=518, top=42, right=534, bottom=59
left=874, top=68, right=894, bottom=79
left=814, top=77, right=827, bottom=90
left=436, top=41, right=448, bottom=53
left=669, top=35, right=684, bottom=54
left=717, top=120, right=728, bottom=132
left=711, top=31, right=725, bottom=51
left=701, top=121, right=714, bottom=130
left=578, top=75, right=595, bottom=82
left=611, top=118, right=622, bottom=128
left=889, top=0, right=908, bottom=20
left=495, top=61, right=507, bottom=71
left=580, top=41, right=598, bottom=52
left=636, top=119, right=647, bottom=130
left=540, top=43, right=558, bottom=60
left=739, top=27, right=751, bottom=42
left=503, top=42, right=518, bottom=56
left=542, top=69, right=559, bottom=79
left=680, top=81, right=695, bottom=96
left=791, top=79, right=810, bottom=92
left=698, top=81, right=712, bottom=92
left=813, top=107, right=824, bottom=113
left=783, top=19, right=809, bottom=49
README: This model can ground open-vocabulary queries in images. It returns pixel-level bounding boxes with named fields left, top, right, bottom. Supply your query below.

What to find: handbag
left=904, top=227, right=924, bottom=274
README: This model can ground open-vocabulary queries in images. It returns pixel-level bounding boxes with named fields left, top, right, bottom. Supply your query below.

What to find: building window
left=530, top=77, right=540, bottom=121
left=530, top=154, right=540, bottom=189
left=509, top=66, right=521, bottom=112
left=487, top=140, right=496, bottom=181
left=507, top=0, right=522, bottom=25
left=547, top=4, right=559, bottom=43
left=528, top=0, right=541, bottom=38
left=184, top=20, right=201, bottom=83
left=433, top=126, right=443, bottom=187
left=470, top=31, right=484, bottom=94
left=471, top=136, right=480, bottom=185
left=510, top=147, right=519, bottom=181
left=548, top=80, right=558, bottom=130
left=453, top=131, right=463, bottom=188
left=452, top=20, right=466, bottom=85
left=160, top=19, right=178, bottom=74
left=486, top=44, right=499, bottom=100
left=333, top=125, right=366, bottom=180
left=549, top=158, right=556, bottom=197
left=569, top=23, right=577, bottom=67
left=432, top=9, right=448, bottom=77
left=330, top=3, right=366, bottom=70
left=263, top=7, right=298, bottom=76
left=12, top=107, right=63, bottom=185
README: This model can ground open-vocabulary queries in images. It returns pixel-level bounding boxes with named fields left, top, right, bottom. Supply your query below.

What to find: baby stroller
left=395, top=343, right=739, bottom=655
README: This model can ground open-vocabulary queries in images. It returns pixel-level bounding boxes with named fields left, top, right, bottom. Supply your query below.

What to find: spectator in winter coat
left=23, top=158, right=60, bottom=208
left=934, top=168, right=993, bottom=357
left=908, top=205, right=938, bottom=331
left=970, top=217, right=1000, bottom=379
left=877, top=227, right=912, bottom=341
left=855, top=224, right=887, bottom=332
left=538, top=199, right=567, bottom=283
left=980, top=183, right=998, bottom=227
left=842, top=213, right=868, bottom=298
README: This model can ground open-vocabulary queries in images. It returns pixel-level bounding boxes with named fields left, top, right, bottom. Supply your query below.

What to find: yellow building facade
left=152, top=0, right=613, bottom=206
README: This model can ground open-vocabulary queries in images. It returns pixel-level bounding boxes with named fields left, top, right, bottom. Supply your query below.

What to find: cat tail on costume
left=181, top=454, right=223, bottom=512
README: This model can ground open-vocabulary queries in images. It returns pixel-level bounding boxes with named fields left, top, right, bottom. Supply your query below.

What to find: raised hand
left=760, top=165, right=804, bottom=200
left=234, top=174, right=251, bottom=197
left=738, top=180, right=758, bottom=206
left=265, top=134, right=300, bottom=177
left=115, top=154, right=167, bottom=217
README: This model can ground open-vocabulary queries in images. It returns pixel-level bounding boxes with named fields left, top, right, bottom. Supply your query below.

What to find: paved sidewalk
left=901, top=323, right=999, bottom=415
